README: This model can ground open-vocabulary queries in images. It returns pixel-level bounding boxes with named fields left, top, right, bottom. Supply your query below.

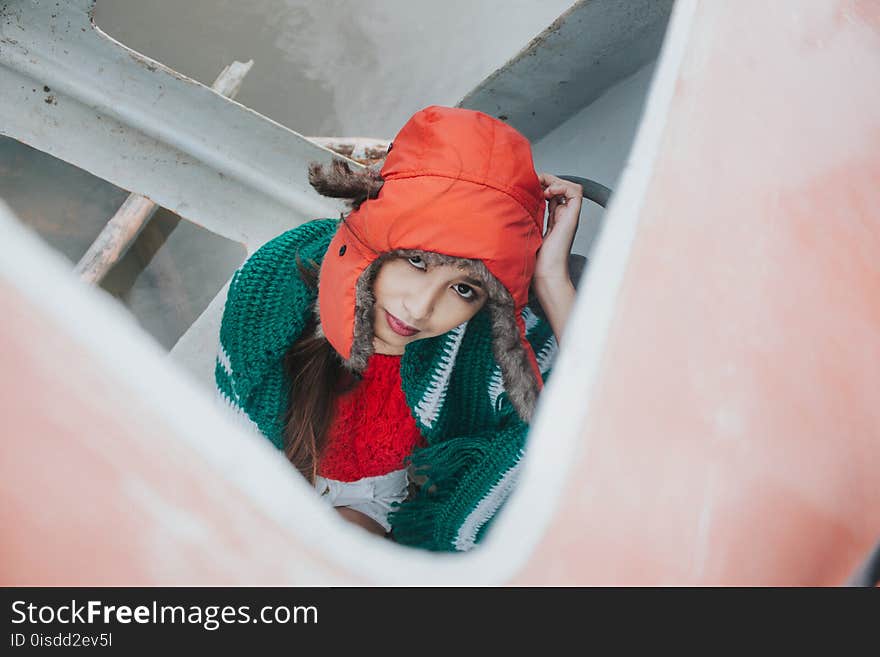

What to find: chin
left=383, top=332, right=407, bottom=347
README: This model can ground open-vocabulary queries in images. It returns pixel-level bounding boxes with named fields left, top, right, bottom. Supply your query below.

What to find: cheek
left=373, top=262, right=409, bottom=303
left=432, top=296, right=483, bottom=332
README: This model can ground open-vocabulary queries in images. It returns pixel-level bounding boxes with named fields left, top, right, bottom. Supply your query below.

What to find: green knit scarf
left=215, top=218, right=558, bottom=551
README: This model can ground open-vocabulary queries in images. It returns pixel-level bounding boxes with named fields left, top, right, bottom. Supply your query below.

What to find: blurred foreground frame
left=1, top=0, right=879, bottom=585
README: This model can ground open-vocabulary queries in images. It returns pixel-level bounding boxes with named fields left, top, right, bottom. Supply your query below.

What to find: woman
left=216, top=105, right=582, bottom=551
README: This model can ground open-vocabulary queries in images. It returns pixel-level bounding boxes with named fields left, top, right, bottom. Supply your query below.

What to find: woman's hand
left=535, top=173, right=583, bottom=282
left=533, top=173, right=582, bottom=345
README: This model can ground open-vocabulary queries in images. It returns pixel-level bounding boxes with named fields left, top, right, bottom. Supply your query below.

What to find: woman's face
left=371, top=255, right=488, bottom=355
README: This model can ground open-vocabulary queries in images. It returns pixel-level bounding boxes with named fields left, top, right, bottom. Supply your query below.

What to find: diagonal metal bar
left=458, top=0, right=673, bottom=141
left=0, top=0, right=348, bottom=251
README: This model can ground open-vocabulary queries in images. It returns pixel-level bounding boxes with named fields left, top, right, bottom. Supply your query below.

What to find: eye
left=407, top=255, right=426, bottom=270
left=453, top=283, right=476, bottom=301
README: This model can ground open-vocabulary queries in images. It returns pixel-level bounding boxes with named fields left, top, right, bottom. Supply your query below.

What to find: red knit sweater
left=318, top=353, right=425, bottom=482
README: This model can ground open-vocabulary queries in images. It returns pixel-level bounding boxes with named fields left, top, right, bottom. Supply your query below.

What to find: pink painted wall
left=515, top=0, right=880, bottom=585
left=0, top=280, right=359, bottom=585
left=2, top=0, right=878, bottom=585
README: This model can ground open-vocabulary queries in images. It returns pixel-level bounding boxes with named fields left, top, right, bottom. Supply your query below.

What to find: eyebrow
left=460, top=276, right=483, bottom=289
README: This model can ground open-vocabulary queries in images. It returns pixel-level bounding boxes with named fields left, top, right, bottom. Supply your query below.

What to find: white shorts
left=314, top=468, right=410, bottom=533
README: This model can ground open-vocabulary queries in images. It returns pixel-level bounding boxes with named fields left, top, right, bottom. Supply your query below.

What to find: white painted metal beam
left=458, top=0, right=673, bottom=140
left=0, top=0, right=347, bottom=251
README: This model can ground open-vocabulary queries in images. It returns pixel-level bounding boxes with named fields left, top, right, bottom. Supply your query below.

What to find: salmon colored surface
left=2, top=0, right=879, bottom=585
left=0, top=281, right=359, bottom=585
left=513, top=0, right=880, bottom=585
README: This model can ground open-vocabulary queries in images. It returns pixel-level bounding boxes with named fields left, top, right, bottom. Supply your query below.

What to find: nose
left=402, top=285, right=437, bottom=324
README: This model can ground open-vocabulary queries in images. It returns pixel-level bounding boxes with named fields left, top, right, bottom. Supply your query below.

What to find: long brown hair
left=282, top=158, right=385, bottom=482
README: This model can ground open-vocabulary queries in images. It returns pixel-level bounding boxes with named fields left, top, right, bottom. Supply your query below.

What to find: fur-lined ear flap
left=460, top=259, right=540, bottom=423
left=346, top=252, right=400, bottom=373
left=487, top=301, right=539, bottom=423
left=308, top=159, right=385, bottom=211
left=349, top=260, right=377, bottom=372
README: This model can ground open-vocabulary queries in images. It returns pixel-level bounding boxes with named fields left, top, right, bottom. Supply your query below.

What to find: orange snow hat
left=318, top=105, right=546, bottom=421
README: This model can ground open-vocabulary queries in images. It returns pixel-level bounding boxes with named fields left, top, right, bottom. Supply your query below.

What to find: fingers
left=547, top=197, right=558, bottom=228
left=538, top=172, right=582, bottom=202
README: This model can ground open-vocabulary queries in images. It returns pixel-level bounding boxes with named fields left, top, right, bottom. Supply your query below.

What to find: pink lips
left=385, top=310, right=420, bottom=337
